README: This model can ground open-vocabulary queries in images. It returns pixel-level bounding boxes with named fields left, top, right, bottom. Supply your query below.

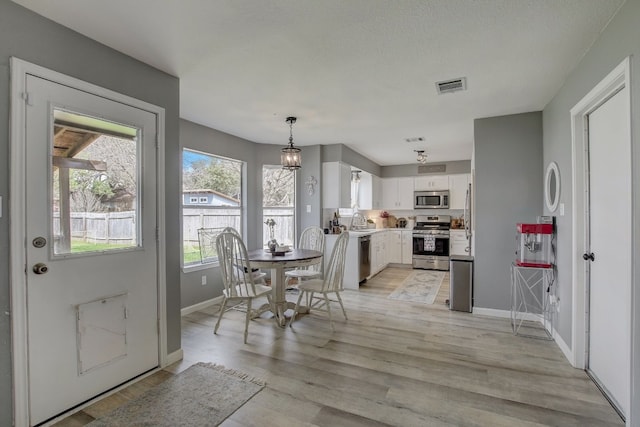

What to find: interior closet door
left=585, top=86, right=630, bottom=418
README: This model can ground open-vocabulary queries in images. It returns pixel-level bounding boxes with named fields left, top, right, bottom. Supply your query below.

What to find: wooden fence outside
left=54, top=207, right=295, bottom=248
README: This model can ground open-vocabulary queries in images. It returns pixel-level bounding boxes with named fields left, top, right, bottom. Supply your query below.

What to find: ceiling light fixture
left=281, top=116, right=301, bottom=170
left=414, top=150, right=427, bottom=165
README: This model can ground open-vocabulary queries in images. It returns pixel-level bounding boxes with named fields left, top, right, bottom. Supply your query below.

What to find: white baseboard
left=181, top=296, right=223, bottom=316
left=472, top=307, right=511, bottom=319
left=473, top=306, right=542, bottom=322
left=551, top=327, right=574, bottom=365
left=165, top=348, right=184, bottom=366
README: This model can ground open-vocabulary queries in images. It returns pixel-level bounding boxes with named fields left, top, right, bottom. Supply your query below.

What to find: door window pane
left=52, top=109, right=140, bottom=255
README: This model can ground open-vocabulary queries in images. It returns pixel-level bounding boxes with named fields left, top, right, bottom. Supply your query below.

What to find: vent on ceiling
left=418, top=164, right=446, bottom=174
left=404, top=137, right=424, bottom=143
left=435, top=77, right=467, bottom=95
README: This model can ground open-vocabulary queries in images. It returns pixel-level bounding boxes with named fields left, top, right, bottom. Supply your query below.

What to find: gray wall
left=297, top=145, right=323, bottom=233
left=0, top=2, right=181, bottom=424
left=473, top=112, right=543, bottom=310
left=321, top=143, right=382, bottom=177
left=542, top=0, right=640, bottom=421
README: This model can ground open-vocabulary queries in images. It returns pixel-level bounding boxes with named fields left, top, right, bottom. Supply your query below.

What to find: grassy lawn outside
left=71, top=240, right=133, bottom=253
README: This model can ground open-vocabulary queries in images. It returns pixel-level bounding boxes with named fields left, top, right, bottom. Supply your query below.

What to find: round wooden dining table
left=247, top=248, right=323, bottom=327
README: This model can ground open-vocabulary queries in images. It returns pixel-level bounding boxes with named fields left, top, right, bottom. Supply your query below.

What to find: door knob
left=32, top=263, right=49, bottom=274
left=582, top=252, right=595, bottom=261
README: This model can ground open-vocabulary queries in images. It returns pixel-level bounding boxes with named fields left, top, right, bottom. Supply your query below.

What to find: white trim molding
left=9, top=57, right=168, bottom=426
left=181, top=296, right=223, bottom=317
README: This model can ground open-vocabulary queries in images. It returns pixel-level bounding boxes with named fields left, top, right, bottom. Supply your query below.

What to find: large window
left=262, top=165, right=295, bottom=247
left=182, top=149, right=242, bottom=266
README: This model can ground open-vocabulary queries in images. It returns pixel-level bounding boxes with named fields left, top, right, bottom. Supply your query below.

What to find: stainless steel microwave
left=414, top=190, right=449, bottom=209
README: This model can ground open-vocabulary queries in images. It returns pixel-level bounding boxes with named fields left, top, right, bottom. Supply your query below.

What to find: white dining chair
left=284, top=226, right=325, bottom=290
left=215, top=230, right=273, bottom=343
left=222, top=227, right=268, bottom=285
left=289, top=231, right=349, bottom=331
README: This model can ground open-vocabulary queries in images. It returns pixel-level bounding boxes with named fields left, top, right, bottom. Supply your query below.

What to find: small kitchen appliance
left=414, top=190, right=449, bottom=209
left=515, top=223, right=554, bottom=268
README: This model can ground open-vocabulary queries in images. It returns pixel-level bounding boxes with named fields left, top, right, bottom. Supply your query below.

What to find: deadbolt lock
left=32, top=263, right=49, bottom=275
left=32, top=237, right=47, bottom=248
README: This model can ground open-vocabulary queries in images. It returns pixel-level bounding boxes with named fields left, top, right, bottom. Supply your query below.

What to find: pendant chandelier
left=414, top=149, right=427, bottom=165
left=281, top=116, right=301, bottom=170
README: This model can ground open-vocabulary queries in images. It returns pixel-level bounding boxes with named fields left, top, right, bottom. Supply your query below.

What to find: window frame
left=262, top=165, right=296, bottom=248
left=181, top=148, right=244, bottom=271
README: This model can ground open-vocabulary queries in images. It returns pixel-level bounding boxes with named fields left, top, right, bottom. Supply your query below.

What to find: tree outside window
left=182, top=149, right=243, bottom=266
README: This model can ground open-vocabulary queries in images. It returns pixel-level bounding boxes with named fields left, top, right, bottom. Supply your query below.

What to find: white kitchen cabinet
left=381, top=177, right=414, bottom=209
left=401, top=230, right=413, bottom=264
left=414, top=175, right=449, bottom=191
left=450, top=229, right=470, bottom=256
left=387, top=230, right=403, bottom=264
left=448, top=173, right=470, bottom=210
left=322, top=162, right=352, bottom=208
left=370, top=231, right=388, bottom=275
left=324, top=233, right=360, bottom=289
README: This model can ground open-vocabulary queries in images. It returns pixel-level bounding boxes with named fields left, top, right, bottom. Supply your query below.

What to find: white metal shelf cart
left=510, top=264, right=555, bottom=340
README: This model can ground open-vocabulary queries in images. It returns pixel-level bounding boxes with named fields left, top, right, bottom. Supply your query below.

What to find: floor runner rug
left=88, top=362, right=265, bottom=426
left=388, top=270, right=445, bottom=304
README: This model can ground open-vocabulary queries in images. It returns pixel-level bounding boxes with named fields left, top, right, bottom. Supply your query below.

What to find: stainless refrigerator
left=449, top=255, right=473, bottom=312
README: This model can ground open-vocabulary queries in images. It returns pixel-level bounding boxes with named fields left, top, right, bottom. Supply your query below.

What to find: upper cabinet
left=448, top=173, right=470, bottom=210
left=414, top=175, right=449, bottom=191
left=381, top=177, right=414, bottom=209
left=322, top=162, right=352, bottom=208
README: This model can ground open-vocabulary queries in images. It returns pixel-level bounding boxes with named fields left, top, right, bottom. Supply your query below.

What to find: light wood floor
left=55, top=267, right=623, bottom=426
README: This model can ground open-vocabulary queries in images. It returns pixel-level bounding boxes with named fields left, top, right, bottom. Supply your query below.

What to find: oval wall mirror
left=545, top=161, right=560, bottom=212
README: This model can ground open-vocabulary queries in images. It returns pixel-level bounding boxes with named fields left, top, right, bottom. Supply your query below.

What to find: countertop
left=327, top=228, right=413, bottom=237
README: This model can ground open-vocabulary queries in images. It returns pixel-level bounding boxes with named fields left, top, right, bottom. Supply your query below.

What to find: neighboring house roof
left=183, top=189, right=239, bottom=205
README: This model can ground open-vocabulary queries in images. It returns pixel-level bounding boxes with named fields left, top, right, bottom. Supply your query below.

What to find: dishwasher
left=358, top=235, right=371, bottom=283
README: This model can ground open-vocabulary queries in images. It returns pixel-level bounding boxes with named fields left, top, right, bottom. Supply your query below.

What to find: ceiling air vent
left=435, top=77, right=467, bottom=95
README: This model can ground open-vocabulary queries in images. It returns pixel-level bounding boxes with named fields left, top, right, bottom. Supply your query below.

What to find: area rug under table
left=88, top=362, right=265, bottom=427
left=388, top=270, right=445, bottom=304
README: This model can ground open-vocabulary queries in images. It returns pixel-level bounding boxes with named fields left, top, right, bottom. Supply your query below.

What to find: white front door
left=24, top=75, right=159, bottom=425
left=585, top=86, right=630, bottom=418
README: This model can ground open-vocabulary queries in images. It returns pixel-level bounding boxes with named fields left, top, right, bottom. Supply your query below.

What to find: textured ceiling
left=14, top=0, right=624, bottom=166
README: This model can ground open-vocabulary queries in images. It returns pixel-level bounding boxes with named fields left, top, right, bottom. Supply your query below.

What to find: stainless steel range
left=412, top=214, right=450, bottom=271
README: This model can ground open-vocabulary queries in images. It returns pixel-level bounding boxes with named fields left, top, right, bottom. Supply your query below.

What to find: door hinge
left=155, top=226, right=159, bottom=241
left=22, top=91, right=34, bottom=106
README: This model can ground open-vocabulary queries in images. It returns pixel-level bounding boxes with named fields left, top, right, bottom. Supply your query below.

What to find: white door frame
left=9, top=57, right=168, bottom=426
left=570, top=57, right=632, bottom=417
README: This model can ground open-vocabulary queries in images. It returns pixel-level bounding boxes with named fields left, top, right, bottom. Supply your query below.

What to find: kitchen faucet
left=349, top=211, right=368, bottom=230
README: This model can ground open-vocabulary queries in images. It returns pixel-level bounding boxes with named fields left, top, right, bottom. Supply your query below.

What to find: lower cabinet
left=387, top=230, right=413, bottom=265
left=387, top=230, right=402, bottom=264
left=370, top=231, right=387, bottom=275
left=449, top=229, right=470, bottom=256
left=324, top=233, right=360, bottom=290
left=402, top=230, right=413, bottom=264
